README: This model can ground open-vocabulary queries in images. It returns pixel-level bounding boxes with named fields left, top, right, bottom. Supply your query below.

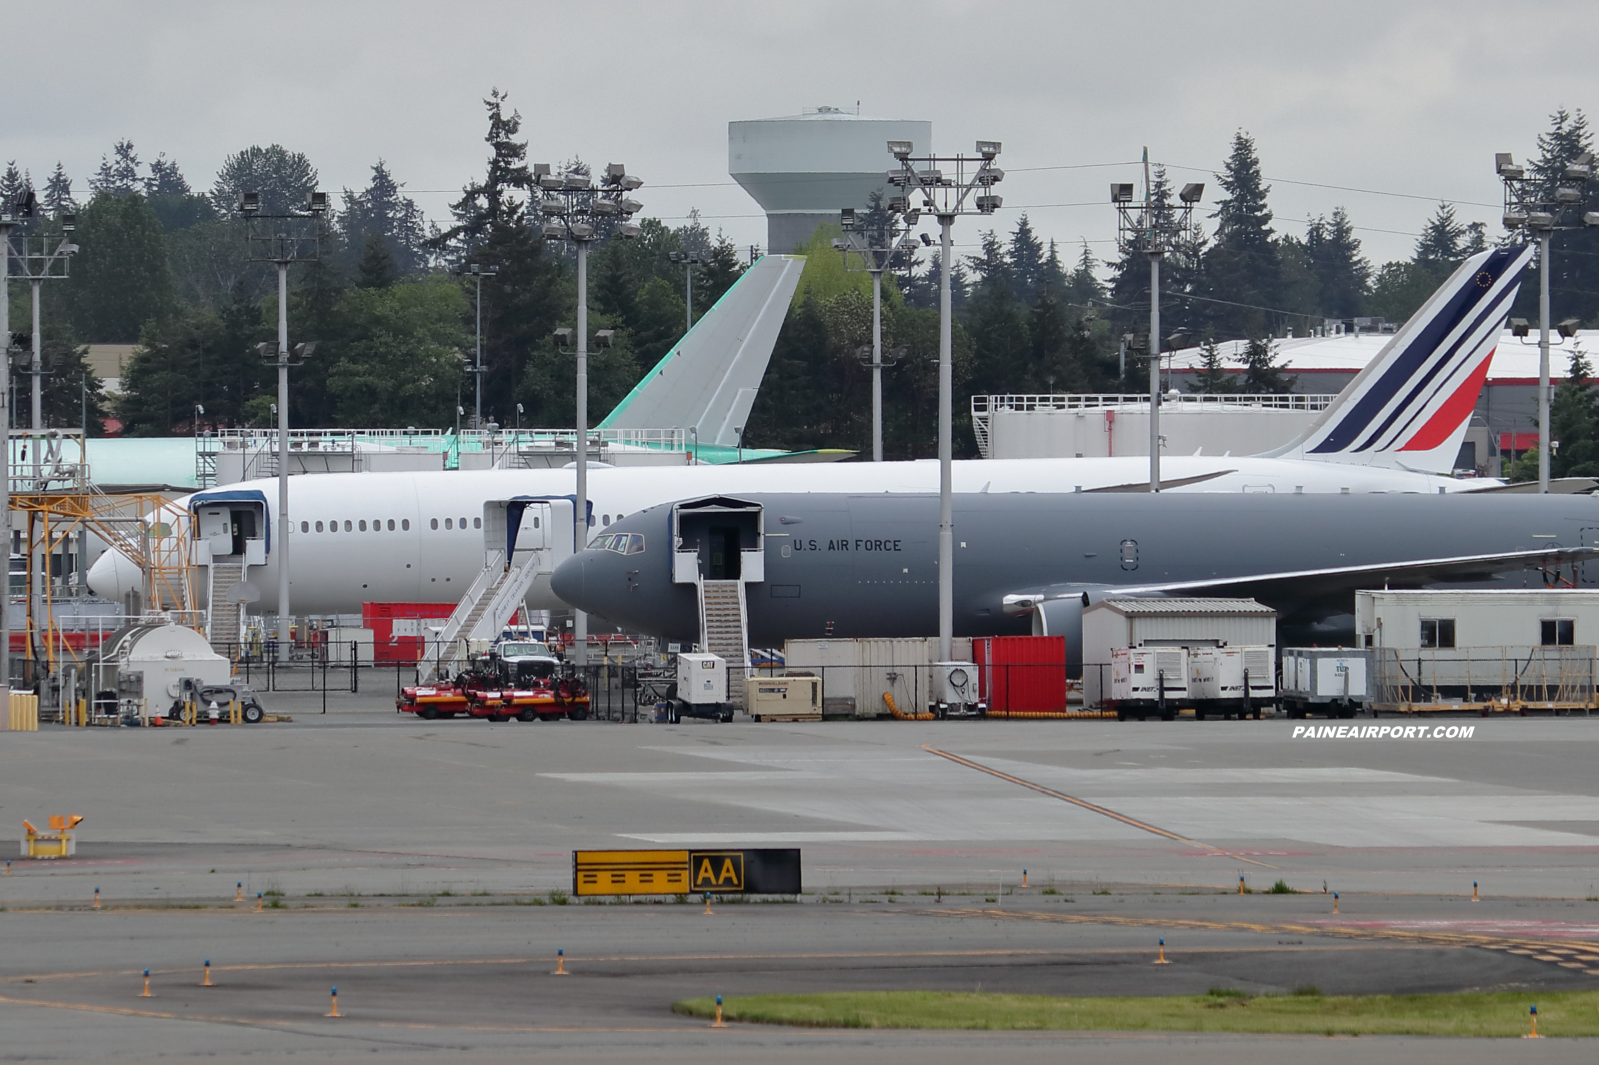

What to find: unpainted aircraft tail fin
left=1264, top=244, right=1533, bottom=472
left=597, top=254, right=805, bottom=447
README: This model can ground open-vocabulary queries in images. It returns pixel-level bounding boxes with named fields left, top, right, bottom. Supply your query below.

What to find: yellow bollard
left=256, top=892, right=263, bottom=913
left=4, top=860, right=9, bottom=876
left=326, top=987, right=341, bottom=1018
left=1523, top=1004, right=1542, bottom=1039
left=1472, top=880, right=1479, bottom=903
left=1333, top=891, right=1339, bottom=914
left=1154, top=937, right=1170, bottom=965
left=1022, top=869, right=1028, bottom=888
left=703, top=892, right=714, bottom=915
left=1238, top=875, right=1245, bottom=895
left=94, top=887, right=100, bottom=910
left=203, top=959, right=212, bottom=987
left=141, top=969, right=151, bottom=998
left=236, top=882, right=243, bottom=903
left=553, top=949, right=566, bottom=976
left=711, top=994, right=726, bottom=1028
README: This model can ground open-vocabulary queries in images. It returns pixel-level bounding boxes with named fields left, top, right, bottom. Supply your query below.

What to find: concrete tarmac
left=3, top=696, right=1598, bottom=1061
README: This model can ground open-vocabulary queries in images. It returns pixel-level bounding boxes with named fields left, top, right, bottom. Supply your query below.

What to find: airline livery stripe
left=1398, top=350, right=1495, bottom=452
left=1347, top=278, right=1518, bottom=453
left=1308, top=246, right=1523, bottom=454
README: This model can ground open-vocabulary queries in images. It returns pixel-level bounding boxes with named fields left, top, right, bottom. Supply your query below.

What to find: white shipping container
left=784, top=637, right=972, bottom=716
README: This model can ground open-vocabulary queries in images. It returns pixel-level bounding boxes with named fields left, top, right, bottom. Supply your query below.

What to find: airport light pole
left=889, top=139, right=1004, bottom=662
left=456, top=261, right=500, bottom=430
left=834, top=207, right=919, bottom=462
left=1112, top=152, right=1202, bottom=493
left=667, top=251, right=703, bottom=334
left=239, top=189, right=327, bottom=663
left=6, top=194, right=79, bottom=429
left=538, top=162, right=643, bottom=666
left=1496, top=150, right=1598, bottom=493
left=0, top=206, right=14, bottom=707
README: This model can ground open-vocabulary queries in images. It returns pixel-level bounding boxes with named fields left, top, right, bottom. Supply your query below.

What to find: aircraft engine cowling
left=1031, top=587, right=1171, bottom=676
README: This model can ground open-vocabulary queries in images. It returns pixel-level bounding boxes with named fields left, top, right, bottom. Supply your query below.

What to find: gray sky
left=11, top=0, right=1592, bottom=270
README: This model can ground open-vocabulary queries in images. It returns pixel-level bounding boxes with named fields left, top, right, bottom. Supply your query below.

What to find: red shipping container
left=362, top=601, right=456, bottom=663
left=974, top=635, right=1067, bottom=713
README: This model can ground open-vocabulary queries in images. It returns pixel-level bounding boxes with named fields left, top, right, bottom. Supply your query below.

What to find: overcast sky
left=10, top=0, right=1591, bottom=270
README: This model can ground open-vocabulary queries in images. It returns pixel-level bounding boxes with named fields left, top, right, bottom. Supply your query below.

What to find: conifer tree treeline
left=6, top=105, right=1594, bottom=450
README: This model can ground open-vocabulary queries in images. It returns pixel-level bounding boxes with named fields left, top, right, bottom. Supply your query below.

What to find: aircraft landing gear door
left=671, top=496, right=764, bottom=584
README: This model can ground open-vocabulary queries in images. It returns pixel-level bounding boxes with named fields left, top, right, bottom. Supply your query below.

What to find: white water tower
left=729, top=107, right=932, bottom=254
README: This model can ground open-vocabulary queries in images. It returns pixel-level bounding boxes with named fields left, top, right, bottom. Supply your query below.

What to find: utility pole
left=537, top=162, right=643, bottom=667
left=668, top=251, right=703, bottom=335
left=0, top=210, right=12, bottom=709
left=456, top=262, right=499, bottom=430
left=1112, top=152, right=1203, bottom=492
left=238, top=189, right=326, bottom=663
left=889, top=139, right=1005, bottom=662
left=1496, top=149, right=1598, bottom=493
left=835, top=207, right=918, bottom=462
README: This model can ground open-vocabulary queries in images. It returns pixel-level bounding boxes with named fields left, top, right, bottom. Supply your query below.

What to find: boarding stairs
left=425, top=549, right=543, bottom=681
left=207, top=560, right=245, bottom=657
left=699, top=578, right=750, bottom=708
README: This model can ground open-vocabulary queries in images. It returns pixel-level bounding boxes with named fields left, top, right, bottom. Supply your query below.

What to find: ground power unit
left=671, top=653, right=734, bottom=723
left=1109, top=647, right=1188, bottom=720
left=1188, top=646, right=1275, bottom=719
left=1280, top=647, right=1368, bottom=718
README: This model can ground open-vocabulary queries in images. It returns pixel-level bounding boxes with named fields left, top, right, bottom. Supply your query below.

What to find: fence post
left=350, top=641, right=358, bottom=694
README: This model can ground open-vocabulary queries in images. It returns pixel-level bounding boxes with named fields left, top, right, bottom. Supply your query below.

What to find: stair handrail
left=424, top=550, right=507, bottom=678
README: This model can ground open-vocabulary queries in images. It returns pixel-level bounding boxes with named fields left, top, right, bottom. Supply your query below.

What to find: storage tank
left=729, top=107, right=933, bottom=254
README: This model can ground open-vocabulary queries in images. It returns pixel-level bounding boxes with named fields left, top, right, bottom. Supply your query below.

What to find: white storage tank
left=730, top=107, right=933, bottom=254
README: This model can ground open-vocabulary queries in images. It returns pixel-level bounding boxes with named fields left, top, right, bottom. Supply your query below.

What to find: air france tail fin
left=1265, top=244, right=1533, bottom=472
left=596, top=254, right=805, bottom=447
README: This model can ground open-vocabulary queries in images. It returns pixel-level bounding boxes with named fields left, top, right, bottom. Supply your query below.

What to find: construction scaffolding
left=9, top=430, right=198, bottom=687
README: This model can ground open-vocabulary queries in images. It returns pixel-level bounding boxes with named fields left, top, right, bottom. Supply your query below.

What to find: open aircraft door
left=482, top=496, right=577, bottom=609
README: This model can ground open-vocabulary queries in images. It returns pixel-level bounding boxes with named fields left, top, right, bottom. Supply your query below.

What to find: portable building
left=783, top=637, right=972, bottom=717
left=1082, top=598, right=1276, bottom=710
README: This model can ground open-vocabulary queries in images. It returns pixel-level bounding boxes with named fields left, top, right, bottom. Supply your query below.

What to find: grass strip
left=672, top=990, right=1599, bottom=1037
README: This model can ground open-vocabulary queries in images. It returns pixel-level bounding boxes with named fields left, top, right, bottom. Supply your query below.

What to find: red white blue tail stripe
left=1269, top=245, right=1532, bottom=473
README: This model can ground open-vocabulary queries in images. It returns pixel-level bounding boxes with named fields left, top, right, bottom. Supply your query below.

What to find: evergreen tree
left=1528, top=108, right=1599, bottom=325
left=0, top=162, right=32, bottom=213
left=1546, top=346, right=1599, bottom=478
left=42, top=164, right=76, bottom=216
left=146, top=153, right=190, bottom=197
left=1201, top=133, right=1279, bottom=337
left=209, top=144, right=319, bottom=216
left=435, top=89, right=531, bottom=257
left=1008, top=215, right=1045, bottom=302
left=1066, top=242, right=1105, bottom=309
left=1189, top=338, right=1238, bottom=393
left=1303, top=207, right=1369, bottom=318
left=340, top=160, right=429, bottom=276
left=89, top=140, right=141, bottom=197
left=1413, top=202, right=1467, bottom=268
left=356, top=233, right=398, bottom=289
left=143, top=153, right=213, bottom=230
left=66, top=192, right=178, bottom=342
left=1240, top=337, right=1295, bottom=393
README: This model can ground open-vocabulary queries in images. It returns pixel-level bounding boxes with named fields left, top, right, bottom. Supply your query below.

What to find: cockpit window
left=587, top=533, right=645, bottom=554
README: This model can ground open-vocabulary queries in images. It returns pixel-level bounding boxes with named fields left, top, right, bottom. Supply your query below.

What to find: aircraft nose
left=87, top=548, right=140, bottom=600
left=550, top=552, right=588, bottom=607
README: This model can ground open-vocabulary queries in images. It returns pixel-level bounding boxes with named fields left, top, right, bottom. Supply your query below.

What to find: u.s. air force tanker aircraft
left=88, top=245, right=1532, bottom=615
left=550, top=491, right=1599, bottom=662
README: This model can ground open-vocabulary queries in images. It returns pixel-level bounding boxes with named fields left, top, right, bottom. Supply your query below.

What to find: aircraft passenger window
left=533, top=517, right=539, bottom=528
left=402, top=519, right=410, bottom=531
left=603, top=515, right=611, bottom=526
left=430, top=518, right=438, bottom=530
left=315, top=521, right=324, bottom=533
left=1419, top=618, right=1456, bottom=649
left=445, top=518, right=453, bottom=530
left=459, top=517, right=467, bottom=528
left=344, top=520, right=353, bottom=532
left=359, top=520, right=367, bottom=532
left=1541, top=618, right=1575, bottom=646
left=300, top=521, right=309, bottom=533
left=388, top=519, right=396, bottom=531
left=474, top=517, right=481, bottom=529
left=328, top=520, right=336, bottom=533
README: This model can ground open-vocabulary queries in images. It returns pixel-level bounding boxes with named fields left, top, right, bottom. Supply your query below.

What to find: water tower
left=729, top=107, right=933, bottom=254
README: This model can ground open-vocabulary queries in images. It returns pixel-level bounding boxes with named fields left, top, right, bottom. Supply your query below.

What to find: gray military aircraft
left=550, top=492, right=1599, bottom=666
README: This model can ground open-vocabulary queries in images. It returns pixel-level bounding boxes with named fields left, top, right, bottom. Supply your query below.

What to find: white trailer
left=1280, top=647, right=1369, bottom=718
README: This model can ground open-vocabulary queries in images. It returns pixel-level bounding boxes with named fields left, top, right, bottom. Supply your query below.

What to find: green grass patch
left=1268, top=880, right=1297, bottom=894
left=547, top=889, right=569, bottom=906
left=670, top=990, right=1599, bottom=1036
